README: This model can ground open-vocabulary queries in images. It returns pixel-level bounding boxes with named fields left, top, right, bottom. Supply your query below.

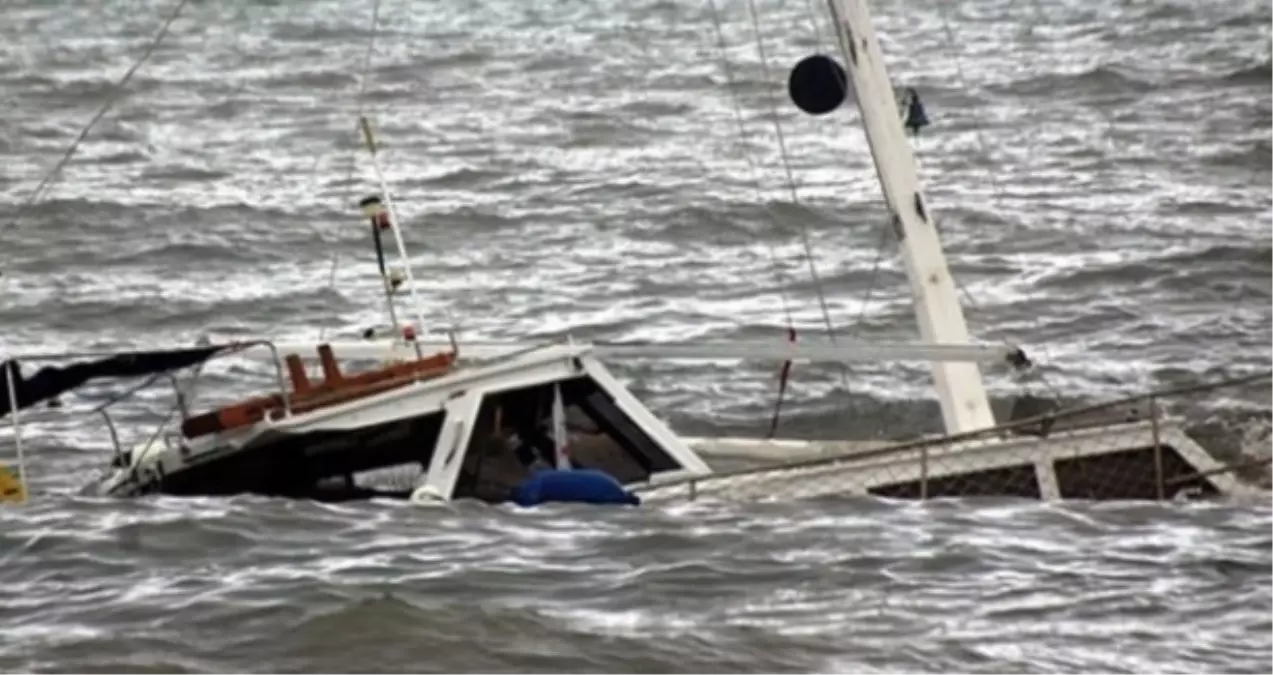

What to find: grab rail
left=1, top=339, right=296, bottom=500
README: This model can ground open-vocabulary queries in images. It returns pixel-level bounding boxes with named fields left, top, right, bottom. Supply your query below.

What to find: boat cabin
left=106, top=343, right=712, bottom=502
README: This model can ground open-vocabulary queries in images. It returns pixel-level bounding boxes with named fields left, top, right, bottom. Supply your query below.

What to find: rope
left=741, top=0, right=840, bottom=346
left=895, top=1, right=1063, bottom=402
left=7, top=0, right=191, bottom=226
left=703, top=2, right=798, bottom=329
left=852, top=217, right=893, bottom=328
left=705, top=0, right=849, bottom=437
left=318, top=0, right=383, bottom=344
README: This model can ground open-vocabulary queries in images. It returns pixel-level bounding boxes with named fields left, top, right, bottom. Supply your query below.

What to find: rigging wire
left=800, top=0, right=829, bottom=47
left=852, top=217, right=894, bottom=328
left=316, top=0, right=381, bottom=341
left=746, top=0, right=864, bottom=431
left=928, top=4, right=1024, bottom=317
left=0, top=0, right=195, bottom=452
left=740, top=0, right=841, bottom=346
left=620, top=10, right=800, bottom=434
left=319, top=0, right=385, bottom=343
left=928, top=0, right=1062, bottom=400
left=321, top=0, right=465, bottom=351
left=345, top=0, right=384, bottom=204
left=700, top=1, right=802, bottom=438
left=702, top=2, right=799, bottom=329
left=704, top=0, right=853, bottom=436
left=7, top=0, right=191, bottom=226
left=617, top=15, right=797, bottom=351
left=347, top=2, right=459, bottom=352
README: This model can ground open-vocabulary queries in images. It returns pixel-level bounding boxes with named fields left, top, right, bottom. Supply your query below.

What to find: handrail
left=3, top=339, right=294, bottom=417
left=252, top=340, right=292, bottom=417
left=100, top=409, right=124, bottom=463
left=2, top=339, right=296, bottom=471
left=634, top=370, right=1273, bottom=494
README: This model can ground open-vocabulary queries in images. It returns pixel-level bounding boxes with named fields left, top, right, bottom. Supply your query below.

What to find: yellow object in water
left=0, top=463, right=25, bottom=504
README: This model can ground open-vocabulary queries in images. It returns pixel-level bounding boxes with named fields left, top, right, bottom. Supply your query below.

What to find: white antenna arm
left=357, top=116, right=459, bottom=354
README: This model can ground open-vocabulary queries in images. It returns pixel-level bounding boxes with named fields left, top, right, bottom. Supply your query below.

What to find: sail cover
left=1, top=345, right=229, bottom=419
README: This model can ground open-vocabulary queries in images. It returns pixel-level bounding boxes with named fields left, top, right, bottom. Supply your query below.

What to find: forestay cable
left=929, top=0, right=1062, bottom=399
left=740, top=0, right=840, bottom=346
left=704, top=0, right=840, bottom=436
left=8, top=0, right=191, bottom=225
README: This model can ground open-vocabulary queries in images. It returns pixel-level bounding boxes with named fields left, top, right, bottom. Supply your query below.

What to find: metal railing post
left=1150, top=395, right=1164, bottom=500
left=919, top=444, right=929, bottom=500
left=257, top=340, right=292, bottom=417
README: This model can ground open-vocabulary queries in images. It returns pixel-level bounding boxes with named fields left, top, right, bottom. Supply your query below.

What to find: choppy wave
left=0, top=497, right=1269, bottom=673
left=0, top=0, right=1270, bottom=671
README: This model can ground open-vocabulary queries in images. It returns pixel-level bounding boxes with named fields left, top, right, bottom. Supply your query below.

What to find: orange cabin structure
left=180, top=345, right=456, bottom=439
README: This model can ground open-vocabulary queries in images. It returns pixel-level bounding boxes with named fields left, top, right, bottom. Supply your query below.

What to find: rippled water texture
left=0, top=0, right=1270, bottom=672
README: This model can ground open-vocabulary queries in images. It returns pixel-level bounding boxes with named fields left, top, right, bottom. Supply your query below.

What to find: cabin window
left=182, top=410, right=448, bottom=501
left=451, top=376, right=680, bottom=503
left=1052, top=445, right=1219, bottom=500
left=867, top=463, right=1042, bottom=499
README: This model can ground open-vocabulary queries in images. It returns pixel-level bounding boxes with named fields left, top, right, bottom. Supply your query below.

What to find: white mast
left=827, top=0, right=996, bottom=434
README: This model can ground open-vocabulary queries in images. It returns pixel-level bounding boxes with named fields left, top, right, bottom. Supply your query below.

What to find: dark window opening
left=155, top=412, right=444, bottom=502
left=868, top=463, right=1042, bottom=499
left=1052, top=445, right=1220, bottom=500
left=452, top=377, right=681, bottom=503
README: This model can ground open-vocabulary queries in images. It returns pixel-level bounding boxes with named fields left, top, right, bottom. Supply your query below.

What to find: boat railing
left=636, top=370, right=1273, bottom=503
left=1, top=339, right=296, bottom=499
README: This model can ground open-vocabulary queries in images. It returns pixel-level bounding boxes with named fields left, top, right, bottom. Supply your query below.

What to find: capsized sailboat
left=3, top=0, right=1267, bottom=506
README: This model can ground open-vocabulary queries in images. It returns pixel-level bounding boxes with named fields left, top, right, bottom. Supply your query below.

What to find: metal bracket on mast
left=826, top=0, right=997, bottom=435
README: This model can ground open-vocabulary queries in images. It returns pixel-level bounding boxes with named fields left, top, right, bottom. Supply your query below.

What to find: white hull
left=71, top=339, right=1258, bottom=506
left=645, top=421, right=1263, bottom=504
left=6, top=0, right=1264, bottom=509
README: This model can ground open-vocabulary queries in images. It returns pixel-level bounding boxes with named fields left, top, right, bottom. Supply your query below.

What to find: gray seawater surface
left=0, top=0, right=1270, bottom=672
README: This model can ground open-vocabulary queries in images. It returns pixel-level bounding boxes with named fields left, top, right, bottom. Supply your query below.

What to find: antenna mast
left=356, top=116, right=459, bottom=355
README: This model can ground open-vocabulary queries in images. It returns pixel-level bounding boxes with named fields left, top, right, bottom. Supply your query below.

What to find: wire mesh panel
left=641, top=371, right=1272, bottom=505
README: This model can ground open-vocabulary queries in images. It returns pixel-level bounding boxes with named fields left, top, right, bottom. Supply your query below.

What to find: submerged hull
left=88, top=417, right=1263, bottom=506
left=86, top=343, right=711, bottom=504
left=27, top=341, right=1268, bottom=507
left=645, top=420, right=1260, bottom=504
